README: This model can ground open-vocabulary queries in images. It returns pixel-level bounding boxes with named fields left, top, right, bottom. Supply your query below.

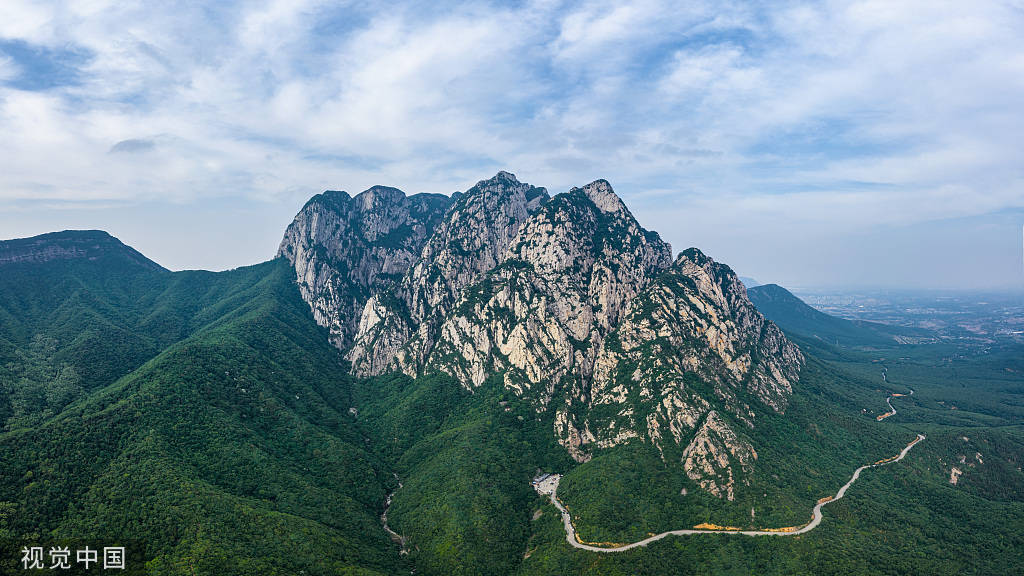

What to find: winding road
left=537, top=390, right=925, bottom=552
left=877, top=388, right=914, bottom=421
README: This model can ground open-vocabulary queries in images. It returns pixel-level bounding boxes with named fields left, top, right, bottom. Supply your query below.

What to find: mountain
left=0, top=231, right=171, bottom=396
left=281, top=173, right=803, bottom=497
left=0, top=230, right=164, bottom=271
left=415, top=180, right=672, bottom=392
left=585, top=249, right=802, bottom=497
left=747, top=283, right=931, bottom=348
left=0, top=227, right=561, bottom=576
left=739, top=276, right=760, bottom=288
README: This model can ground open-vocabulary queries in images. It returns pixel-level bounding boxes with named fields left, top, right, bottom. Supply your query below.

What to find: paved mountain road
left=877, top=388, right=914, bottom=421
left=536, top=390, right=925, bottom=552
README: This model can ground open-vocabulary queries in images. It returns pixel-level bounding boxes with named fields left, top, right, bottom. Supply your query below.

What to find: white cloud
left=554, top=3, right=653, bottom=61
left=0, top=1, right=56, bottom=44
left=0, top=0, right=1021, bottom=283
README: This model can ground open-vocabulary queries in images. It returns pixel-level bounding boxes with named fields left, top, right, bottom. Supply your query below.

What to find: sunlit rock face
left=282, top=172, right=803, bottom=497
left=586, top=248, right=803, bottom=462
left=278, top=185, right=451, bottom=348
left=347, top=171, right=549, bottom=378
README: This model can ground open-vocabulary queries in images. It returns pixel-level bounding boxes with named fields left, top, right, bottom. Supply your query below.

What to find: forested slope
left=0, top=253, right=401, bottom=575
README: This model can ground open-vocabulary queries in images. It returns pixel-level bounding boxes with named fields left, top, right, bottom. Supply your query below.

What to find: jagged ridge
left=279, top=172, right=804, bottom=499
left=277, top=186, right=452, bottom=347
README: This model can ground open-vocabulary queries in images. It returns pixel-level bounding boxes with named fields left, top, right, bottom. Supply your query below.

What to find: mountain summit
left=278, top=172, right=804, bottom=497
left=277, top=186, right=453, bottom=347
left=0, top=230, right=165, bottom=271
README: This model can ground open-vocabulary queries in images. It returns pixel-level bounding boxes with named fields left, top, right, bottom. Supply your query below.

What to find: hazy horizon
left=2, top=1, right=1023, bottom=290
left=3, top=186, right=1022, bottom=293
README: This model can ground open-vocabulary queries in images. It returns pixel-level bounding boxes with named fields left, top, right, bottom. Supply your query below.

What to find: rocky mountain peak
left=284, top=172, right=804, bottom=499
left=278, top=185, right=453, bottom=347
left=319, top=189, right=351, bottom=202
left=345, top=172, right=551, bottom=376
left=353, top=184, right=405, bottom=210
left=404, top=171, right=549, bottom=320
left=580, top=246, right=803, bottom=472
left=502, top=182, right=673, bottom=342
left=426, top=172, right=546, bottom=267
left=670, top=247, right=747, bottom=313
left=381, top=178, right=674, bottom=403
left=577, top=179, right=628, bottom=216
left=490, top=170, right=519, bottom=183
left=673, top=247, right=727, bottom=280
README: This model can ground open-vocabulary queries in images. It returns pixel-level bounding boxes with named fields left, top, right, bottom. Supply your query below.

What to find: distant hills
left=0, top=230, right=164, bottom=271
left=747, top=283, right=931, bottom=348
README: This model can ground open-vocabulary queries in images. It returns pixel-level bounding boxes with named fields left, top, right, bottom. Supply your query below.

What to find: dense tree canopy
left=0, top=246, right=1020, bottom=575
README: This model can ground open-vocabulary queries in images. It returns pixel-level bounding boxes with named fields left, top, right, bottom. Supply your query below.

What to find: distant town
left=798, top=290, right=1024, bottom=344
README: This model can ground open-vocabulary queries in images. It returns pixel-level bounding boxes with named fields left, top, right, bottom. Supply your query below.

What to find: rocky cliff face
left=346, top=172, right=548, bottom=376
left=280, top=171, right=803, bottom=499
left=413, top=181, right=673, bottom=416
left=580, top=248, right=802, bottom=494
left=277, top=186, right=451, bottom=347
left=551, top=247, right=803, bottom=469
left=681, top=411, right=757, bottom=500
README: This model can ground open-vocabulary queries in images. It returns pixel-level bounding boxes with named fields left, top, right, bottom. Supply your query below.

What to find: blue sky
left=0, top=0, right=1022, bottom=289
